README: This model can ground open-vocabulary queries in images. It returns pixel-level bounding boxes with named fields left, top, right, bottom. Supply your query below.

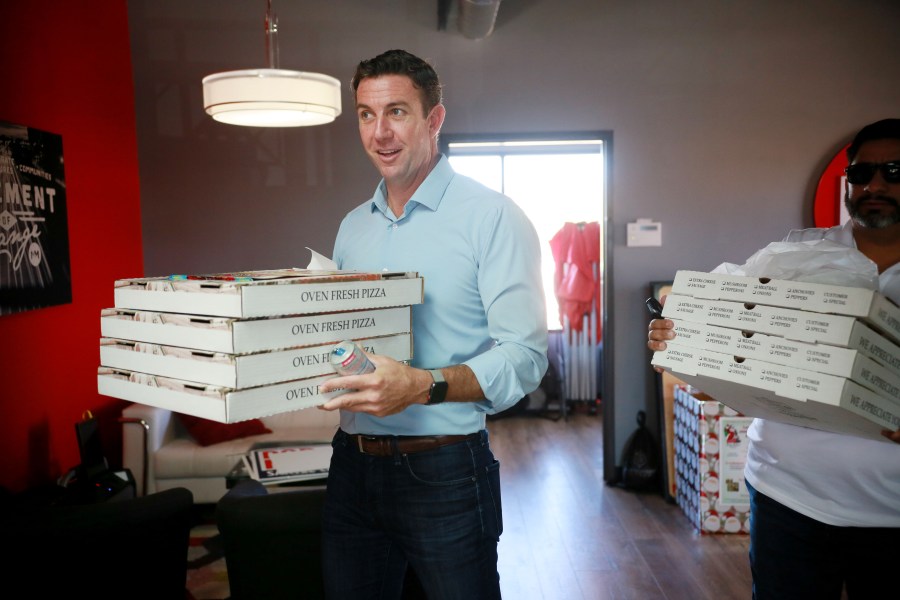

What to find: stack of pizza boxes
left=673, top=384, right=753, bottom=534
left=653, top=270, right=900, bottom=443
left=98, top=269, right=423, bottom=423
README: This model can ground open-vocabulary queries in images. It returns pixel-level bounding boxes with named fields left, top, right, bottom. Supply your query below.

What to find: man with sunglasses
left=648, top=118, right=900, bottom=599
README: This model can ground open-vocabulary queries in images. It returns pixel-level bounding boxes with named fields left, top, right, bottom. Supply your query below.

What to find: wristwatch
left=426, top=369, right=448, bottom=405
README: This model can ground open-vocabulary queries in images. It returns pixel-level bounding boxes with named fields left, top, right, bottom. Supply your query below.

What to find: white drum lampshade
left=202, top=68, right=342, bottom=127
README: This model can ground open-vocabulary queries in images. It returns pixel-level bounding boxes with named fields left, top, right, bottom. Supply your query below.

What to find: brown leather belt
left=352, top=433, right=479, bottom=457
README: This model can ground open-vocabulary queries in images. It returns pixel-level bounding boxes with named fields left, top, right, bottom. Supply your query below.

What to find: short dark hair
left=351, top=49, right=443, bottom=115
left=847, top=119, right=900, bottom=163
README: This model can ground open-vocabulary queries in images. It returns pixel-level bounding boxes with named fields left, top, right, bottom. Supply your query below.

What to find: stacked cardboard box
left=673, top=385, right=752, bottom=534
left=653, top=270, right=900, bottom=442
left=98, top=269, right=424, bottom=423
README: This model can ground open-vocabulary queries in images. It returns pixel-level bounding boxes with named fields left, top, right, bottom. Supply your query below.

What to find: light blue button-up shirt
left=332, top=156, right=549, bottom=435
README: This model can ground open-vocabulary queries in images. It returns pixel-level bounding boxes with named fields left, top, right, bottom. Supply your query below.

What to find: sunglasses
left=845, top=162, right=900, bottom=185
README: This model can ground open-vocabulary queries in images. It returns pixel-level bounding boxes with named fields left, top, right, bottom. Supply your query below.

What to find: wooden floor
left=487, top=409, right=752, bottom=600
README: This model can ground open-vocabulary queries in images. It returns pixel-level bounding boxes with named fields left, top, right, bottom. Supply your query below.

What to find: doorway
left=442, top=132, right=615, bottom=479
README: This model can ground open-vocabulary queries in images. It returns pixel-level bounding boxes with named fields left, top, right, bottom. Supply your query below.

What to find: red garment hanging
left=549, top=221, right=601, bottom=337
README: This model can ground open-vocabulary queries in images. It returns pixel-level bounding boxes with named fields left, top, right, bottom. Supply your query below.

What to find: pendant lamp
left=202, top=1, right=341, bottom=127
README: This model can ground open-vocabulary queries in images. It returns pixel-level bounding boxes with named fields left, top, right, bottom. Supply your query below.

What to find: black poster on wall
left=0, top=121, right=71, bottom=316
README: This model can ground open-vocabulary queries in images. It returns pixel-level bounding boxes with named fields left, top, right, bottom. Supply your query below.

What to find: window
left=444, top=135, right=606, bottom=329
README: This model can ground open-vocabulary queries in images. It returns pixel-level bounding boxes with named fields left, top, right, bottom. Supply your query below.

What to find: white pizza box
left=652, top=344, right=900, bottom=441
left=100, top=305, right=412, bottom=354
left=663, top=293, right=871, bottom=346
left=669, top=319, right=900, bottom=397
left=98, top=367, right=344, bottom=423
left=665, top=370, right=898, bottom=443
left=113, top=269, right=424, bottom=318
left=653, top=341, right=900, bottom=405
left=99, top=332, right=412, bottom=389
left=670, top=270, right=900, bottom=344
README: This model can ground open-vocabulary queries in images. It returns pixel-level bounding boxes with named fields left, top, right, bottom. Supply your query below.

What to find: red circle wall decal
left=813, top=144, right=849, bottom=228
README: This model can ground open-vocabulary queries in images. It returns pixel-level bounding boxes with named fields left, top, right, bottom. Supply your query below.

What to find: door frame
left=440, top=131, right=616, bottom=481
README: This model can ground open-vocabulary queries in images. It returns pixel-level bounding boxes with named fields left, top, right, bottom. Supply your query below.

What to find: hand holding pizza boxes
left=97, top=268, right=424, bottom=423
left=652, top=265, right=900, bottom=443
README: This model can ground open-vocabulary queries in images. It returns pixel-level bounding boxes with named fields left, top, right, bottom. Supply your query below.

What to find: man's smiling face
left=356, top=74, right=445, bottom=203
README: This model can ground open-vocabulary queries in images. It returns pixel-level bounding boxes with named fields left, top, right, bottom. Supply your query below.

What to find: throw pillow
left=179, top=414, right=272, bottom=447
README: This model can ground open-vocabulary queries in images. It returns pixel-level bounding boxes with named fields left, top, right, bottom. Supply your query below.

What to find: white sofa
left=121, top=403, right=340, bottom=504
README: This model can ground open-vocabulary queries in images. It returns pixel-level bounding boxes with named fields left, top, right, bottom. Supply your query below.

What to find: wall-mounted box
left=626, top=219, right=662, bottom=247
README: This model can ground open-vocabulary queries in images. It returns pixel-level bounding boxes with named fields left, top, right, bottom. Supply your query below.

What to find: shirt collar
left=369, top=155, right=454, bottom=219
left=839, top=219, right=856, bottom=246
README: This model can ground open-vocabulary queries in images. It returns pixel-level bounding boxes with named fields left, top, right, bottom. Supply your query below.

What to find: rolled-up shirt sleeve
left=464, top=200, right=549, bottom=413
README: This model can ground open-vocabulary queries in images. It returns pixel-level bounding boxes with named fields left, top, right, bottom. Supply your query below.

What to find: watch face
left=428, top=381, right=449, bottom=405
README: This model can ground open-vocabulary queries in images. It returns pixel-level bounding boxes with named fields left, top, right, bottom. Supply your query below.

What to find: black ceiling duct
left=458, top=0, right=501, bottom=39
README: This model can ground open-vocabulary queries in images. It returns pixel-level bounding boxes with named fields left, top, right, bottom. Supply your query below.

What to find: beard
left=845, top=194, right=900, bottom=229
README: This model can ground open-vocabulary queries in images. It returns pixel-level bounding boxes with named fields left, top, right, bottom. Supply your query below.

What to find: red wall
left=0, top=1, right=143, bottom=493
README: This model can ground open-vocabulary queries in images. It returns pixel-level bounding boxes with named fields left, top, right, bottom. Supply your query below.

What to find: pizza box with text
left=97, top=368, right=343, bottom=423
left=653, top=341, right=900, bottom=406
left=663, top=369, right=897, bottom=443
left=113, top=269, right=423, bottom=318
left=652, top=343, right=900, bottom=441
left=99, top=332, right=412, bottom=389
left=100, top=305, right=412, bottom=354
left=670, top=270, right=900, bottom=344
left=662, top=294, right=884, bottom=346
left=669, top=319, right=900, bottom=396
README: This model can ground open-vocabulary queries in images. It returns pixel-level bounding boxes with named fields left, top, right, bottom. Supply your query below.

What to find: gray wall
left=127, top=0, right=900, bottom=471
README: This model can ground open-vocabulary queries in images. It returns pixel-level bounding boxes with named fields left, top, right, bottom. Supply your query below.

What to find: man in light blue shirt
left=318, top=49, right=548, bottom=599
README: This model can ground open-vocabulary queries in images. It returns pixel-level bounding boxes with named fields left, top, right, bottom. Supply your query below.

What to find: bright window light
left=448, top=140, right=604, bottom=329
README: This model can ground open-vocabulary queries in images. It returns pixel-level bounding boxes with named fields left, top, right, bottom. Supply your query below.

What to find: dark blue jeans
left=748, top=481, right=899, bottom=600
left=322, top=429, right=503, bottom=600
